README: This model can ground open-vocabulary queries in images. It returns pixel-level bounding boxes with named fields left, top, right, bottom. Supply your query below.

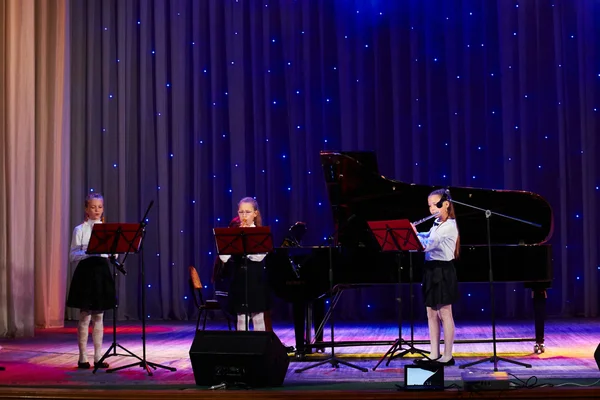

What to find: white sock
left=251, top=312, right=265, bottom=331
left=237, top=314, right=251, bottom=331
left=78, top=310, right=91, bottom=363
left=91, top=312, right=104, bottom=363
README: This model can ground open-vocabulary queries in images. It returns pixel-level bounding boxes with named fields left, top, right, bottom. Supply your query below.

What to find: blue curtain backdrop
left=68, top=0, right=600, bottom=322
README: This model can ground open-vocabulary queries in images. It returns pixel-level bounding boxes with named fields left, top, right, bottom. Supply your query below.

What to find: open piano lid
left=320, top=151, right=554, bottom=247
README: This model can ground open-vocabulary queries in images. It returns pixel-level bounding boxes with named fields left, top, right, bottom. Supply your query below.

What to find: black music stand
left=451, top=197, right=536, bottom=371
left=86, top=223, right=144, bottom=373
left=368, top=219, right=429, bottom=371
left=99, top=202, right=176, bottom=375
left=214, top=227, right=273, bottom=331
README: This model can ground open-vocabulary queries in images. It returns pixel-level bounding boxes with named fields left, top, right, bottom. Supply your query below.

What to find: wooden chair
left=189, top=266, right=232, bottom=331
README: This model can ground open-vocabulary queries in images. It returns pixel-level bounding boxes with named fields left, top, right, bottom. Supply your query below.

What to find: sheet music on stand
left=213, top=226, right=273, bottom=256
left=87, top=223, right=144, bottom=256
left=367, top=219, right=424, bottom=253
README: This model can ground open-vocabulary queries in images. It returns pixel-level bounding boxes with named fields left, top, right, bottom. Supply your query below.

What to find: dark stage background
left=68, top=0, right=600, bottom=322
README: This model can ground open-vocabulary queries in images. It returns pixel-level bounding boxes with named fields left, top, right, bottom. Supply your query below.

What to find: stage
left=0, top=318, right=599, bottom=399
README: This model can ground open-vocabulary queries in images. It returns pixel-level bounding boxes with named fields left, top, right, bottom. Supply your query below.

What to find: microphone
left=115, top=261, right=127, bottom=276
left=110, top=255, right=127, bottom=275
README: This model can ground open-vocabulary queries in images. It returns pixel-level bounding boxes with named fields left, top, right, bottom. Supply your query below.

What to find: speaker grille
left=189, top=330, right=289, bottom=387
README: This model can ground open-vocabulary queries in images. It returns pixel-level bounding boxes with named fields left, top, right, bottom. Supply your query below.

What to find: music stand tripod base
left=107, top=359, right=176, bottom=375
left=295, top=356, right=368, bottom=373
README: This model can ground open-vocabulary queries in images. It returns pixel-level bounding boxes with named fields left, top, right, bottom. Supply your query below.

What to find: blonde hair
left=84, top=192, right=105, bottom=222
left=238, top=197, right=262, bottom=226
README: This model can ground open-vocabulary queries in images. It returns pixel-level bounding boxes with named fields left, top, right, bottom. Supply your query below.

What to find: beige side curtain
left=0, top=0, right=70, bottom=337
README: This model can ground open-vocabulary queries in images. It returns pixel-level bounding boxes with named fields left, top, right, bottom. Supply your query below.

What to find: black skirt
left=422, top=260, right=459, bottom=308
left=67, top=256, right=116, bottom=311
left=223, top=256, right=269, bottom=314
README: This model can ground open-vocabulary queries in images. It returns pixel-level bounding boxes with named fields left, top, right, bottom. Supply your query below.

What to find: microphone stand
left=295, top=214, right=367, bottom=373
left=452, top=197, right=539, bottom=371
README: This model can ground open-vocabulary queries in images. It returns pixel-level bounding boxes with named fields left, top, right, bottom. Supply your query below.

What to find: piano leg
left=313, top=299, right=325, bottom=352
left=293, top=302, right=308, bottom=357
left=292, top=300, right=326, bottom=358
left=532, top=288, right=547, bottom=354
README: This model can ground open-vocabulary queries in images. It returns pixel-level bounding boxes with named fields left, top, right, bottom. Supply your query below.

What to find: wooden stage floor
left=1, top=318, right=599, bottom=399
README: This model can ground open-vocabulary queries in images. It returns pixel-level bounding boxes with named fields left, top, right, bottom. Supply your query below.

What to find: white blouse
left=218, top=223, right=267, bottom=263
left=416, top=218, right=458, bottom=262
left=69, top=219, right=109, bottom=263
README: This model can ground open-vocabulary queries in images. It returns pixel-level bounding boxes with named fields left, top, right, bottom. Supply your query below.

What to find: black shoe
left=433, top=357, right=455, bottom=366
left=94, top=361, right=110, bottom=369
left=77, top=362, right=90, bottom=369
left=414, top=356, right=440, bottom=365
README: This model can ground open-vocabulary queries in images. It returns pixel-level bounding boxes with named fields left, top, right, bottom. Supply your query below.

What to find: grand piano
left=266, top=151, right=553, bottom=355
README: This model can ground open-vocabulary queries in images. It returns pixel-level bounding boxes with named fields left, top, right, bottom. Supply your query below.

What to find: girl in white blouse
left=66, top=193, right=116, bottom=369
left=218, top=197, right=269, bottom=331
left=413, top=189, right=460, bottom=367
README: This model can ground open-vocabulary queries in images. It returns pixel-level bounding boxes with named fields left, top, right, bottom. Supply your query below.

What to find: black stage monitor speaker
left=189, top=330, right=290, bottom=387
left=595, top=343, right=600, bottom=370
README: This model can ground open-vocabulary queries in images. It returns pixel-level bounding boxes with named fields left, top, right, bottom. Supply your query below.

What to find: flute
left=411, top=213, right=440, bottom=226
